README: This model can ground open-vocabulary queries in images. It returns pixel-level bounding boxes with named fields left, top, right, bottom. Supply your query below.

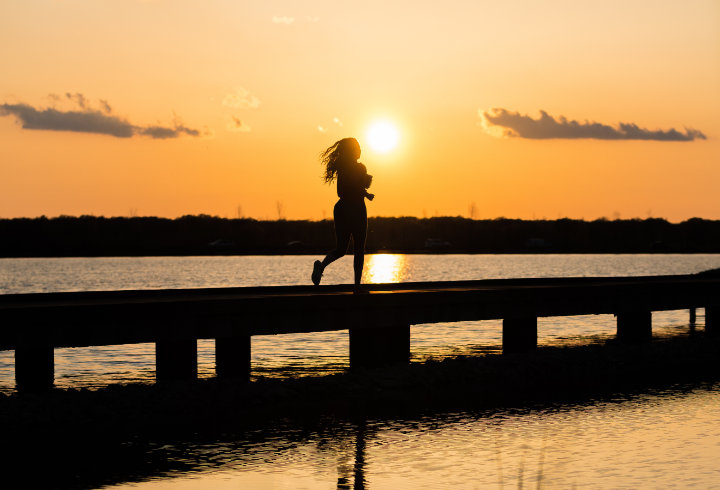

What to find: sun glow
left=366, top=120, right=399, bottom=153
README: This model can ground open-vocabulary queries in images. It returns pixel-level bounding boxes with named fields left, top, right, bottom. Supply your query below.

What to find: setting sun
left=366, top=121, right=399, bottom=154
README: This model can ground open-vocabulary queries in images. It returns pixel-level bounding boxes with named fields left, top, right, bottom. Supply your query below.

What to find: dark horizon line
left=3, top=215, right=720, bottom=257
left=2, top=214, right=719, bottom=225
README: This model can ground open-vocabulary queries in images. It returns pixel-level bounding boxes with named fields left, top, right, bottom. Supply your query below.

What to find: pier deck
left=1, top=274, right=719, bottom=391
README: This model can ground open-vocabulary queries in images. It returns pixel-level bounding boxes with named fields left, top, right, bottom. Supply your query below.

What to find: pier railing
left=1, top=274, right=719, bottom=391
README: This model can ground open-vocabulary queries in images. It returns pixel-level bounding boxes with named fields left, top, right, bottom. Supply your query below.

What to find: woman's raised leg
left=312, top=202, right=350, bottom=285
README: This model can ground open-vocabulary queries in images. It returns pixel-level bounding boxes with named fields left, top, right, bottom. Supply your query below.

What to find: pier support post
left=706, top=306, right=720, bottom=337
left=502, top=316, right=537, bottom=354
left=15, top=343, right=54, bottom=392
left=156, top=339, right=198, bottom=382
left=349, top=325, right=410, bottom=369
left=216, top=336, right=251, bottom=379
left=616, top=311, right=652, bottom=343
left=690, top=308, right=697, bottom=326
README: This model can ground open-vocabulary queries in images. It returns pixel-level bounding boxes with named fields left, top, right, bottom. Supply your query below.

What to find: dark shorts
left=333, top=198, right=367, bottom=252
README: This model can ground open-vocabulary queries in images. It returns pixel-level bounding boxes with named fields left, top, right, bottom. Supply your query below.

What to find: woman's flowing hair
left=320, top=138, right=360, bottom=183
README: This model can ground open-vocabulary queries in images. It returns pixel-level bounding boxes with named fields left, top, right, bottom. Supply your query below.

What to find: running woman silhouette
left=312, top=137, right=374, bottom=288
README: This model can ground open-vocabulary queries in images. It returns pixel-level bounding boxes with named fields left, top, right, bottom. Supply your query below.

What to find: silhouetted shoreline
left=2, top=215, right=720, bottom=257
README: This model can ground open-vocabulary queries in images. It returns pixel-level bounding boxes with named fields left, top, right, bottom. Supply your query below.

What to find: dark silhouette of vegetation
left=1, top=215, right=720, bottom=257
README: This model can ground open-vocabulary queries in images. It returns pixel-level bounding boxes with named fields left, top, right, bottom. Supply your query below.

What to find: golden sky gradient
left=1, top=0, right=718, bottom=221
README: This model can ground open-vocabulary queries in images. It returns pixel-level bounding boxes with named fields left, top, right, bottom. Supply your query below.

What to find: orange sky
left=1, top=0, right=718, bottom=221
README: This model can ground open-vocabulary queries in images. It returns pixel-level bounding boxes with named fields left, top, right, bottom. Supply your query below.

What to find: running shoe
left=312, top=260, right=323, bottom=285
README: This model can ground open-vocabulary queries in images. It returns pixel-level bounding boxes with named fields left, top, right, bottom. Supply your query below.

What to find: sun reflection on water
left=363, top=254, right=408, bottom=284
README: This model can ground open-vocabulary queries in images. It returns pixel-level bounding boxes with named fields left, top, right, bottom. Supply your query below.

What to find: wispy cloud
left=0, top=95, right=205, bottom=139
left=480, top=108, right=706, bottom=142
left=99, top=99, right=112, bottom=113
left=227, top=116, right=251, bottom=133
left=65, top=92, right=89, bottom=109
left=317, top=116, right=343, bottom=134
left=1, top=103, right=135, bottom=137
left=222, top=87, right=261, bottom=109
left=272, top=16, right=295, bottom=25
left=138, top=123, right=201, bottom=139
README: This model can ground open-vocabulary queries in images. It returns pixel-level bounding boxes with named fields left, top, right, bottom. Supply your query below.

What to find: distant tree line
left=1, top=215, right=720, bottom=257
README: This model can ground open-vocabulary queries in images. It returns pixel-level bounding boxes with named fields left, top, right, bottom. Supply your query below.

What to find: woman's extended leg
left=320, top=230, right=349, bottom=269
left=323, top=203, right=351, bottom=268
left=312, top=201, right=350, bottom=285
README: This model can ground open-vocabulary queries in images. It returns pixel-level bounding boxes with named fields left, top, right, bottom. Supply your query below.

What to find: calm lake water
left=2, top=254, right=720, bottom=488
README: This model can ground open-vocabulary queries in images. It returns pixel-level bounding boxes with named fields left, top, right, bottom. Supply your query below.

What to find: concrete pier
left=706, top=306, right=720, bottom=337
left=502, top=316, right=537, bottom=353
left=349, top=325, right=410, bottom=369
left=15, top=343, right=54, bottom=392
left=1, top=273, right=719, bottom=391
left=616, top=311, right=652, bottom=344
